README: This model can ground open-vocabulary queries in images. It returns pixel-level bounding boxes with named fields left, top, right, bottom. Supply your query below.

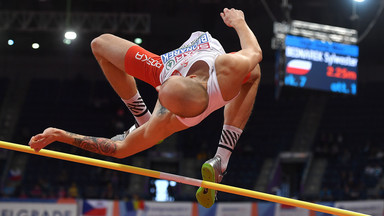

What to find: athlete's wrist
left=55, top=128, right=71, bottom=143
left=233, top=20, right=248, bottom=31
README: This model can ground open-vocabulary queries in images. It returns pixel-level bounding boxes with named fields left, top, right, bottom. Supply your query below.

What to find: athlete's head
left=157, top=76, right=209, bottom=118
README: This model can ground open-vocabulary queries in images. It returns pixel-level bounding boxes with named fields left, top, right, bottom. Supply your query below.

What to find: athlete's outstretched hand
left=29, top=127, right=60, bottom=152
left=220, top=8, right=245, bottom=29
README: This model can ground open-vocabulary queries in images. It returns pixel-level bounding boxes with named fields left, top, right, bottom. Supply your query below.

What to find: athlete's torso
left=159, top=31, right=233, bottom=127
left=159, top=31, right=225, bottom=82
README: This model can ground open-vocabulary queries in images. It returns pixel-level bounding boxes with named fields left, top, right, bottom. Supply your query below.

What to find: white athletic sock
left=122, top=92, right=151, bottom=127
left=215, top=124, right=243, bottom=173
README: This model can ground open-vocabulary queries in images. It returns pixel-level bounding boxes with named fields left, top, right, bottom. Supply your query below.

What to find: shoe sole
left=196, top=162, right=216, bottom=208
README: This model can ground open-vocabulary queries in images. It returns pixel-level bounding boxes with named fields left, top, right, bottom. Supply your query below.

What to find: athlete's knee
left=254, top=65, right=261, bottom=81
left=90, top=35, right=103, bottom=55
left=90, top=33, right=114, bottom=54
left=246, top=64, right=261, bottom=84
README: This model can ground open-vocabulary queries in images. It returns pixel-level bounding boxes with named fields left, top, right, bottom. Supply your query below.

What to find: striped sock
left=215, top=125, right=243, bottom=172
left=122, top=92, right=151, bottom=127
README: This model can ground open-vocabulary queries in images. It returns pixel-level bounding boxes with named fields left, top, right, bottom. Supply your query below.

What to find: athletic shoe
left=111, top=124, right=137, bottom=141
left=196, top=155, right=226, bottom=208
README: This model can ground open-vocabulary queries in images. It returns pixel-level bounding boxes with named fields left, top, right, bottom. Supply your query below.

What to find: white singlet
left=159, top=31, right=235, bottom=127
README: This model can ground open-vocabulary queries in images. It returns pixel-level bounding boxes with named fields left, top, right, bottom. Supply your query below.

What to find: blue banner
left=285, top=35, right=359, bottom=57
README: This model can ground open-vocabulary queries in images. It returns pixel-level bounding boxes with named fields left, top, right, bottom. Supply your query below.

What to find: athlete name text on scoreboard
left=285, top=46, right=358, bottom=68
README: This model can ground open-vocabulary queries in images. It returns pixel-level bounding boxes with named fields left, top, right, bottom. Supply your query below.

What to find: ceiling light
left=134, top=37, right=143, bottom=45
left=63, top=39, right=72, bottom=45
left=32, top=43, right=40, bottom=49
left=64, top=31, right=77, bottom=40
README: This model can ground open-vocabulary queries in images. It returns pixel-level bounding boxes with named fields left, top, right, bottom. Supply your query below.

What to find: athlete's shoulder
left=215, top=54, right=238, bottom=74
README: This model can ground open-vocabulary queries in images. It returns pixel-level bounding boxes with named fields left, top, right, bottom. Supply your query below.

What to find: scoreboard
left=284, top=35, right=359, bottom=95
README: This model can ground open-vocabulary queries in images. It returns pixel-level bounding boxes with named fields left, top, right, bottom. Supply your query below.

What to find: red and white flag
left=286, top=60, right=312, bottom=75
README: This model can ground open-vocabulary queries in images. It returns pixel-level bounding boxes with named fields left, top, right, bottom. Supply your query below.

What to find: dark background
left=1, top=0, right=384, bottom=202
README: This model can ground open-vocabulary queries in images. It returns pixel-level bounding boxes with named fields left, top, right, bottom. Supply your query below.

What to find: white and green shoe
left=196, top=156, right=225, bottom=208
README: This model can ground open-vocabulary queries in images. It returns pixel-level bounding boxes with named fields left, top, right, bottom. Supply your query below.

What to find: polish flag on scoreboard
left=286, top=59, right=312, bottom=75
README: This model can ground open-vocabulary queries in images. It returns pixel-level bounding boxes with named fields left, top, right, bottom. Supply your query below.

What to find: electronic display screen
left=284, top=35, right=359, bottom=95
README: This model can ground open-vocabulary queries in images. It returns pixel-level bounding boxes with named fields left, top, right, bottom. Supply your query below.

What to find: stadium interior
left=0, top=0, right=384, bottom=205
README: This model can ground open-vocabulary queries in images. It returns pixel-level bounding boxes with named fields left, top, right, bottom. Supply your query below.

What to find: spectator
left=101, top=183, right=115, bottom=200
left=57, top=186, right=67, bottom=198
left=68, top=182, right=79, bottom=198
left=319, top=186, right=333, bottom=201
left=29, top=183, right=42, bottom=198
left=2, top=182, right=16, bottom=198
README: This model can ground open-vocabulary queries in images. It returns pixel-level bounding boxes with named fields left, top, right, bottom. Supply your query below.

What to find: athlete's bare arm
left=28, top=100, right=188, bottom=158
left=112, top=100, right=188, bottom=158
left=221, top=8, right=262, bottom=59
left=215, top=8, right=262, bottom=101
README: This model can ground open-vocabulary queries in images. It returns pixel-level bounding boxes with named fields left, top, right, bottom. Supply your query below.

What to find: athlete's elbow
left=113, top=150, right=133, bottom=159
left=112, top=150, right=126, bottom=159
left=113, top=154, right=126, bottom=159
left=108, top=141, right=129, bottom=159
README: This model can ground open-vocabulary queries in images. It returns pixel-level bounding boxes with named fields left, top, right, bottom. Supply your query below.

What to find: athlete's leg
left=91, top=34, right=151, bottom=131
left=196, top=65, right=261, bottom=208
left=217, top=64, right=261, bottom=169
left=91, top=33, right=138, bottom=100
left=223, top=64, right=261, bottom=128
